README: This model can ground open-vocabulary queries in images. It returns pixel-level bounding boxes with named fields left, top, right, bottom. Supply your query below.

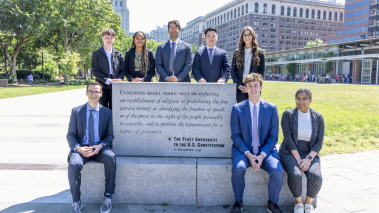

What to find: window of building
left=242, top=6, right=244, bottom=15
left=306, top=9, right=309, bottom=18
left=115, top=1, right=118, bottom=6
left=231, top=10, right=233, bottom=19
left=328, top=11, right=332, bottom=21
left=234, top=9, right=237, bottom=18
left=246, top=4, right=248, bottom=13
left=334, top=12, right=337, bottom=21
left=120, top=1, right=122, bottom=6
left=340, top=12, right=343, bottom=21
left=311, top=9, right=315, bottom=19
left=287, top=7, right=291, bottom=16
left=272, top=5, right=275, bottom=15
left=299, top=8, right=303, bottom=18
left=317, top=10, right=320, bottom=19
left=281, top=6, right=284, bottom=16
left=323, top=11, right=326, bottom=20
left=228, top=12, right=230, bottom=21
left=294, top=8, right=297, bottom=17
left=263, top=4, right=267, bottom=14
left=238, top=7, right=240, bottom=17
left=255, top=3, right=259, bottom=13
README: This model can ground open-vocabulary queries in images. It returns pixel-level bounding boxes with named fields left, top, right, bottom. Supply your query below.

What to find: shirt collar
left=87, top=103, right=100, bottom=111
left=103, top=46, right=112, bottom=54
left=248, top=99, right=261, bottom=109
left=170, top=38, right=179, bottom=45
left=207, top=45, right=216, bottom=50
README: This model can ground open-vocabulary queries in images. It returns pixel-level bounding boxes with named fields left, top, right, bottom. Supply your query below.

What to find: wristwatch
left=307, top=155, right=313, bottom=161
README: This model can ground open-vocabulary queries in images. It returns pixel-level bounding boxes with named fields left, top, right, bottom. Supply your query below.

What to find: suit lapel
left=211, top=47, right=217, bottom=67
left=243, top=100, right=252, bottom=138
left=130, top=48, right=136, bottom=73
left=80, top=105, right=87, bottom=136
left=309, top=108, right=317, bottom=145
left=258, top=100, right=266, bottom=145
left=292, top=108, right=299, bottom=144
left=174, top=41, right=182, bottom=62
left=164, top=40, right=171, bottom=63
left=99, top=105, right=104, bottom=135
left=101, top=47, right=110, bottom=77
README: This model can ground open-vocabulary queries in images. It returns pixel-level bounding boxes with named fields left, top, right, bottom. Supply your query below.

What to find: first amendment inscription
left=112, top=82, right=236, bottom=157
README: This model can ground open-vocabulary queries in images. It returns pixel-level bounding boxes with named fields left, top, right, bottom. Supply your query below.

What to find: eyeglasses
left=169, top=27, right=180, bottom=31
left=87, top=90, right=101, bottom=95
left=295, top=98, right=310, bottom=102
left=243, top=34, right=253, bottom=38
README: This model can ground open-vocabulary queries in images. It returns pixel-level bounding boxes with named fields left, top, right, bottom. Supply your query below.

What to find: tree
left=286, top=63, right=297, bottom=79
left=0, top=0, right=55, bottom=78
left=191, top=44, right=199, bottom=55
left=325, top=61, right=333, bottom=73
left=305, top=39, right=324, bottom=48
left=36, top=58, right=59, bottom=79
left=60, top=51, right=81, bottom=79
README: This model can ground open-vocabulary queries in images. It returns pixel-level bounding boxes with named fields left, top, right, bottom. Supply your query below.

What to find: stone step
left=81, top=157, right=316, bottom=208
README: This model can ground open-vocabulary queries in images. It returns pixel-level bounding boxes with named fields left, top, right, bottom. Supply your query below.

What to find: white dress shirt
left=298, top=109, right=312, bottom=141
left=104, top=46, right=113, bottom=85
left=244, top=99, right=267, bottom=157
left=243, top=47, right=252, bottom=78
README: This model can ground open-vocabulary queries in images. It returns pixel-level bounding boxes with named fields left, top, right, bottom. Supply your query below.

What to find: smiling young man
left=192, top=27, right=231, bottom=83
left=155, top=20, right=193, bottom=82
left=230, top=73, right=284, bottom=213
left=67, top=82, right=116, bottom=213
left=91, top=28, right=124, bottom=109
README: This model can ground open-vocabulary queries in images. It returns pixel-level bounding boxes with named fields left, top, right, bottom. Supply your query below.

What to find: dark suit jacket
left=122, top=48, right=155, bottom=82
left=192, top=47, right=231, bottom=82
left=67, top=104, right=114, bottom=154
left=279, top=108, right=325, bottom=154
left=231, top=50, right=265, bottom=88
left=155, top=40, right=193, bottom=82
left=91, top=46, right=124, bottom=89
left=230, top=99, right=279, bottom=159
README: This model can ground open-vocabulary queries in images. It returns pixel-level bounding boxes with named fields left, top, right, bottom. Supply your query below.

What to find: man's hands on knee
left=76, top=144, right=103, bottom=157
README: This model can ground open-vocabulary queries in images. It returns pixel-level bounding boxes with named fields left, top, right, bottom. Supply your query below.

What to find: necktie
left=169, top=42, right=175, bottom=75
left=209, top=48, right=214, bottom=66
left=252, top=104, right=259, bottom=155
left=88, top=110, right=95, bottom=146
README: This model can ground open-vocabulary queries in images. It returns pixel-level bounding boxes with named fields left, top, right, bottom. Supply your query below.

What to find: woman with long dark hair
left=231, top=26, right=265, bottom=103
left=123, top=31, right=155, bottom=82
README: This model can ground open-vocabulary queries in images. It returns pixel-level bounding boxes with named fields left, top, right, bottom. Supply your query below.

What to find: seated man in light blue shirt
left=67, top=82, right=115, bottom=213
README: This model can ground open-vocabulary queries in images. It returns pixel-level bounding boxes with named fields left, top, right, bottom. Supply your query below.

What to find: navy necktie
left=88, top=110, right=95, bottom=146
left=209, top=48, right=214, bottom=66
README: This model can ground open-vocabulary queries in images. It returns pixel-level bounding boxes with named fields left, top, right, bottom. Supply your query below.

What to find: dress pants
left=231, top=154, right=284, bottom=203
left=100, top=88, right=112, bottom=110
left=236, top=88, right=249, bottom=103
left=68, top=147, right=116, bottom=202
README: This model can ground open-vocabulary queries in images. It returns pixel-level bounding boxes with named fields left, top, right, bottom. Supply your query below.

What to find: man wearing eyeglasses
left=155, top=20, right=193, bottom=82
left=192, top=27, right=231, bottom=83
left=67, top=82, right=116, bottom=213
left=91, top=28, right=124, bottom=109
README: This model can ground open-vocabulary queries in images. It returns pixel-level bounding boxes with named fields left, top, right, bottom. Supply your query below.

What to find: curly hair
left=235, top=26, right=263, bottom=68
left=131, top=31, right=149, bottom=77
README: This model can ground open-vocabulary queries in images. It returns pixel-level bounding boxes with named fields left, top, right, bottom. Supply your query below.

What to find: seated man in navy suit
left=230, top=73, right=284, bottom=213
left=155, top=20, right=193, bottom=82
left=67, top=82, right=115, bottom=213
left=192, top=27, right=231, bottom=83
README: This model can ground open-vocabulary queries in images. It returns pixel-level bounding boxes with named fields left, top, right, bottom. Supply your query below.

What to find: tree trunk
left=84, top=67, right=88, bottom=80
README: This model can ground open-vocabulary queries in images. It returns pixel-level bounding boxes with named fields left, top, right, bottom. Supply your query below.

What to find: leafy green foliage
left=325, top=61, right=333, bottom=73
left=305, top=39, right=324, bottom=48
left=191, top=44, right=199, bottom=55
left=36, top=58, right=59, bottom=79
left=60, top=51, right=81, bottom=78
left=285, top=63, right=297, bottom=79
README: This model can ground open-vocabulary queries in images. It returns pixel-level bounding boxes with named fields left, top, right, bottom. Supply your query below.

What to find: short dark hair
left=295, top=88, right=312, bottom=99
left=243, top=73, right=263, bottom=86
left=86, top=81, right=102, bottom=91
left=101, top=28, right=116, bottom=37
left=168, top=20, right=181, bottom=30
left=205, top=27, right=218, bottom=36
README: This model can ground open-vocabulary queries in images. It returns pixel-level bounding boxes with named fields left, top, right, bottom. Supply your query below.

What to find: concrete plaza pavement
left=0, top=88, right=378, bottom=213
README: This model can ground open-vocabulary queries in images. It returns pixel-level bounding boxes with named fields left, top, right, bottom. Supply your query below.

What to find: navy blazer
left=231, top=50, right=265, bottom=88
left=122, top=48, right=156, bottom=82
left=192, top=47, right=231, bottom=82
left=230, top=99, right=279, bottom=159
left=91, top=47, right=124, bottom=89
left=155, top=40, right=193, bottom=82
left=67, top=104, right=114, bottom=153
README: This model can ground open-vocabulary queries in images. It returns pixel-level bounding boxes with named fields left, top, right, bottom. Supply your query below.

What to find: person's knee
left=68, top=158, right=83, bottom=172
left=232, top=167, right=246, bottom=178
left=270, top=165, right=284, bottom=178
left=102, top=151, right=116, bottom=164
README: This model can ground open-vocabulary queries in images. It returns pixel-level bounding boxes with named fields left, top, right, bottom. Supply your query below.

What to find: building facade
left=329, top=0, right=371, bottom=44
left=112, top=0, right=130, bottom=35
left=180, top=16, right=207, bottom=48
left=266, top=37, right=379, bottom=85
left=203, top=0, right=344, bottom=56
left=150, top=25, right=169, bottom=42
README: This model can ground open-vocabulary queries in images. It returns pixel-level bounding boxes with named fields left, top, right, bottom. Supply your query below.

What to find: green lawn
left=261, top=82, right=379, bottom=156
left=0, top=85, right=86, bottom=99
left=1, top=80, right=378, bottom=156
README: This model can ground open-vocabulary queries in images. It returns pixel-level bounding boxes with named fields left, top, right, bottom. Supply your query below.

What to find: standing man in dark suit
left=91, top=28, right=124, bottom=109
left=155, top=20, right=193, bottom=82
left=230, top=73, right=284, bottom=213
left=192, top=27, right=231, bottom=83
left=67, top=82, right=116, bottom=213
left=231, top=26, right=265, bottom=103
